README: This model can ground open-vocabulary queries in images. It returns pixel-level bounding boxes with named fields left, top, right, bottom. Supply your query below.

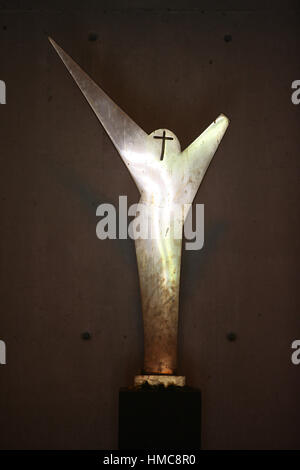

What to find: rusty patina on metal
left=49, top=38, right=229, bottom=377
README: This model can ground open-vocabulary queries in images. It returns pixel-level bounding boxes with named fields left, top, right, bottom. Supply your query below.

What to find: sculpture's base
left=119, top=384, right=201, bottom=449
left=134, top=374, right=186, bottom=387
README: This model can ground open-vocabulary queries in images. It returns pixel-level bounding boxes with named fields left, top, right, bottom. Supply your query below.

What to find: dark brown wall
left=0, top=0, right=299, bottom=449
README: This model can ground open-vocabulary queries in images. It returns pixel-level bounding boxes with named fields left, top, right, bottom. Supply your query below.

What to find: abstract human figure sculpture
left=49, top=38, right=229, bottom=384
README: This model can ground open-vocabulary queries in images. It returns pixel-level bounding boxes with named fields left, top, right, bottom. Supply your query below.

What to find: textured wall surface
left=0, top=0, right=299, bottom=449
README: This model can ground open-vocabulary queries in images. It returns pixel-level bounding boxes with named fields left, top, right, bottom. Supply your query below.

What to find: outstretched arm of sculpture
left=48, top=37, right=158, bottom=194
left=174, top=114, right=229, bottom=206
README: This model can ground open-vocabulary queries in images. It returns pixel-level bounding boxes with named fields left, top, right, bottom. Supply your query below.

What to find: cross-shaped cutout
left=153, top=130, right=174, bottom=161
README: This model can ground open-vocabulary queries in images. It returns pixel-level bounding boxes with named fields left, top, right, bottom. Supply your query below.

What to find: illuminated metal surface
left=49, top=38, right=229, bottom=375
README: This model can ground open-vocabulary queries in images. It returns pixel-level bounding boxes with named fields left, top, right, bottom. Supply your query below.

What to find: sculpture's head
left=149, top=129, right=181, bottom=162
